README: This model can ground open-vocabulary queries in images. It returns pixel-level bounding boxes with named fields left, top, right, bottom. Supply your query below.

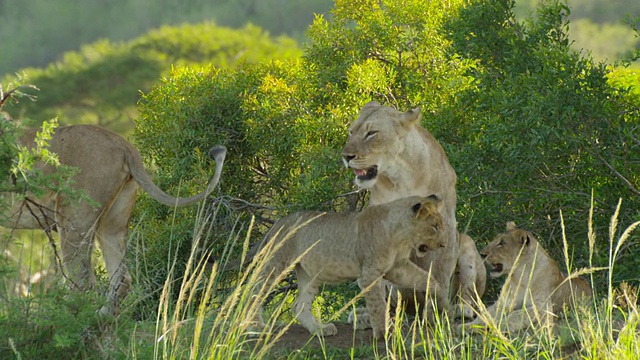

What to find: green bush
left=443, top=0, right=640, bottom=287
left=131, top=0, right=474, bottom=315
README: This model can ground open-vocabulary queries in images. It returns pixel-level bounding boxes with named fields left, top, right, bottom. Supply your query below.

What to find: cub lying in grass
left=461, top=221, right=592, bottom=334
left=250, top=195, right=447, bottom=339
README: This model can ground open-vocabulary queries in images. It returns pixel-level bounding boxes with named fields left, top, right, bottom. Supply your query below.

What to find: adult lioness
left=461, top=222, right=592, bottom=333
left=341, top=101, right=470, bottom=319
left=0, top=124, right=226, bottom=314
left=251, top=196, right=447, bottom=339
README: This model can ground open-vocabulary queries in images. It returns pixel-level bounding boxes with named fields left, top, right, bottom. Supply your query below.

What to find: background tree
left=132, top=0, right=639, bottom=313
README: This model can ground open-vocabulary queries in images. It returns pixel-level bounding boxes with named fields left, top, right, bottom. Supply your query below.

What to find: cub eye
left=432, top=224, right=440, bottom=231
left=365, top=131, right=378, bottom=139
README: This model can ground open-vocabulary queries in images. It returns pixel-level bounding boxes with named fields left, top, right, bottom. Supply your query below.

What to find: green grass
left=1, top=199, right=639, bottom=359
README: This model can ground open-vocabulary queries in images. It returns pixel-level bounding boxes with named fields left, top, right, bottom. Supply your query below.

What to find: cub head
left=341, top=101, right=421, bottom=188
left=481, top=221, right=538, bottom=278
left=409, top=195, right=446, bottom=257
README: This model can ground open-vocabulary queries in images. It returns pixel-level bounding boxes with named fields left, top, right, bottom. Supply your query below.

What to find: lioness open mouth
left=491, top=263, right=503, bottom=274
left=353, top=166, right=378, bottom=181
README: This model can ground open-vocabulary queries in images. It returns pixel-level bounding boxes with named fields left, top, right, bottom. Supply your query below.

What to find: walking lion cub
left=250, top=196, right=446, bottom=338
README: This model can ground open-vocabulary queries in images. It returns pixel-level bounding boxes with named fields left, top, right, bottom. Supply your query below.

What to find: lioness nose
left=342, top=154, right=355, bottom=162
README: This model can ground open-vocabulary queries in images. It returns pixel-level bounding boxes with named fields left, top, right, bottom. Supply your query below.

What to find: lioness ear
left=401, top=106, right=421, bottom=125
left=506, top=221, right=517, bottom=231
left=521, top=234, right=531, bottom=246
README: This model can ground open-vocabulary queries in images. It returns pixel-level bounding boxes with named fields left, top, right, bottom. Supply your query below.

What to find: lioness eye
left=365, top=131, right=378, bottom=139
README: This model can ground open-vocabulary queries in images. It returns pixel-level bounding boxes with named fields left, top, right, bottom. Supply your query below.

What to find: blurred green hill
left=0, top=0, right=331, bottom=76
left=1, top=22, right=302, bottom=134
left=515, top=0, right=640, bottom=63
left=1, top=0, right=637, bottom=80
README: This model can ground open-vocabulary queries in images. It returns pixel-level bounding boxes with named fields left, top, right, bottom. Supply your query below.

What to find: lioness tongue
left=354, top=169, right=366, bottom=177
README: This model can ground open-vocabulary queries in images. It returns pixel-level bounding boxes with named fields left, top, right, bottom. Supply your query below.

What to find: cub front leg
left=385, top=259, right=449, bottom=315
left=360, top=272, right=388, bottom=339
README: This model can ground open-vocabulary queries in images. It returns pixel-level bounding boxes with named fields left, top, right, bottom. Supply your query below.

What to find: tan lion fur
left=453, top=232, right=487, bottom=319
left=461, top=221, right=592, bottom=333
left=1, top=124, right=226, bottom=314
left=251, top=196, right=447, bottom=339
left=341, top=101, right=483, bottom=320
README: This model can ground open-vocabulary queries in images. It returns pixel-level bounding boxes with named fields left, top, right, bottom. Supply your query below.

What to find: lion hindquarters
left=553, top=275, right=592, bottom=312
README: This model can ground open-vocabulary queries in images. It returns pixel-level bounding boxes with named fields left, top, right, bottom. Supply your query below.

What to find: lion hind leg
left=55, top=198, right=101, bottom=292
left=95, top=180, right=136, bottom=315
left=249, top=260, right=288, bottom=336
left=455, top=264, right=483, bottom=320
left=294, top=270, right=337, bottom=337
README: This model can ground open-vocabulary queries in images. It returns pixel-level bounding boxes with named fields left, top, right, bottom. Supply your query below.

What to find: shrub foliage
left=132, top=0, right=639, bottom=311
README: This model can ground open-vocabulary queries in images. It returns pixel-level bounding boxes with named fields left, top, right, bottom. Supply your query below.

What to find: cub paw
left=318, top=323, right=338, bottom=336
left=457, top=303, right=476, bottom=320
left=348, top=307, right=373, bottom=330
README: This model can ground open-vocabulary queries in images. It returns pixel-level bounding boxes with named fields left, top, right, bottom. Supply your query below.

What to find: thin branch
left=591, top=149, right=640, bottom=196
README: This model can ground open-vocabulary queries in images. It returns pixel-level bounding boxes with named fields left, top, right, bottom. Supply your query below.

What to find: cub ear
left=413, top=201, right=437, bottom=219
left=412, top=202, right=422, bottom=213
left=506, top=221, right=517, bottom=231
left=520, top=233, right=531, bottom=246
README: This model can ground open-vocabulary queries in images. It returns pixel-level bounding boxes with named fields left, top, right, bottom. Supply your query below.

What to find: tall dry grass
left=145, top=198, right=639, bottom=359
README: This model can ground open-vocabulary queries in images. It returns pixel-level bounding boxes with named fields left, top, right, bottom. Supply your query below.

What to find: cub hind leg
left=294, top=266, right=337, bottom=336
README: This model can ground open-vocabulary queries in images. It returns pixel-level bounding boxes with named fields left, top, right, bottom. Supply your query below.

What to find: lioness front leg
left=385, top=260, right=449, bottom=317
left=294, top=270, right=338, bottom=336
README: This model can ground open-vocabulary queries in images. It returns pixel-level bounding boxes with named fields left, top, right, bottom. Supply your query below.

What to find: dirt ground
left=277, top=323, right=373, bottom=349
left=264, top=322, right=384, bottom=350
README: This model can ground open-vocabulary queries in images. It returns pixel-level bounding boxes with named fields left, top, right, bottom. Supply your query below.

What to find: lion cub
left=250, top=196, right=446, bottom=339
left=461, top=222, right=592, bottom=333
